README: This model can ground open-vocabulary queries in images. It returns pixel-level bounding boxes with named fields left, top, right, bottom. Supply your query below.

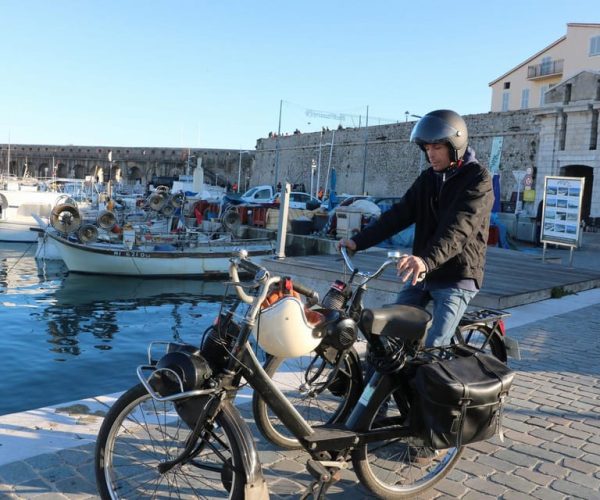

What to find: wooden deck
left=264, top=246, right=600, bottom=309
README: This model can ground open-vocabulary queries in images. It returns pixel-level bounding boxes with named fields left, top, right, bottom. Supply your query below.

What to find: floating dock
left=264, top=246, right=600, bottom=309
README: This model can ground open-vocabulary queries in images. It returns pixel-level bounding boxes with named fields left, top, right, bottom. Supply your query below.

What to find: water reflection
left=0, top=242, right=235, bottom=415
left=38, top=273, right=230, bottom=357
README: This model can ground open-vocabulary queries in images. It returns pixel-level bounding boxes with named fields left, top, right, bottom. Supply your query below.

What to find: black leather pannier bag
left=411, top=350, right=515, bottom=449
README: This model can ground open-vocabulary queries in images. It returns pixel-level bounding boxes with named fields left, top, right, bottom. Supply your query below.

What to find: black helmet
left=410, top=109, right=468, bottom=162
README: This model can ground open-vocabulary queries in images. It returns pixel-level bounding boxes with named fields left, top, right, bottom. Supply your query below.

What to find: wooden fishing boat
left=43, top=229, right=273, bottom=277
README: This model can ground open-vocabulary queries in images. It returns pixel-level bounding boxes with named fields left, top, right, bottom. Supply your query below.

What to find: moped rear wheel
left=252, top=347, right=363, bottom=449
left=454, top=324, right=507, bottom=362
left=352, top=395, right=463, bottom=498
left=95, top=383, right=246, bottom=499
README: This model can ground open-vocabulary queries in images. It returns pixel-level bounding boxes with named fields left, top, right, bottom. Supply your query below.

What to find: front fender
left=220, top=401, right=269, bottom=499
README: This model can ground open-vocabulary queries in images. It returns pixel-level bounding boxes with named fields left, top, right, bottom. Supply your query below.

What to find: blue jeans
left=395, top=285, right=478, bottom=347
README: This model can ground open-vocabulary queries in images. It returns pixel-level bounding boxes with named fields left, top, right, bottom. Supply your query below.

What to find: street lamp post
left=310, top=159, right=317, bottom=197
left=237, top=150, right=249, bottom=193
left=316, top=130, right=323, bottom=198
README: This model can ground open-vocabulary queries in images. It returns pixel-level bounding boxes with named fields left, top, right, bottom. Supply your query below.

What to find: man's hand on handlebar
left=396, top=255, right=427, bottom=286
left=337, top=238, right=357, bottom=253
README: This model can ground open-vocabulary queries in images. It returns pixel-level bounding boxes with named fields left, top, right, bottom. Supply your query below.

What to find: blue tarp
left=328, top=168, right=337, bottom=211
left=490, top=212, right=509, bottom=249
left=492, top=174, right=501, bottom=213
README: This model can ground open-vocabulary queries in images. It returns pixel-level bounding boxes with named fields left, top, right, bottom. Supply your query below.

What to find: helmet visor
left=410, top=115, right=460, bottom=144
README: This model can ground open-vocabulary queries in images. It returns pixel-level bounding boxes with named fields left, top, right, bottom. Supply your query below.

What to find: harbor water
left=0, top=242, right=232, bottom=416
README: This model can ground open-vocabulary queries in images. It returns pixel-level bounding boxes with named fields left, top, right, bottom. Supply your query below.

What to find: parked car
left=240, top=185, right=275, bottom=203
left=272, top=191, right=321, bottom=210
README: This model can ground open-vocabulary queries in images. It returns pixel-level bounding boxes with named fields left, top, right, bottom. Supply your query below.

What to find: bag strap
left=475, top=353, right=508, bottom=442
left=433, top=358, right=471, bottom=449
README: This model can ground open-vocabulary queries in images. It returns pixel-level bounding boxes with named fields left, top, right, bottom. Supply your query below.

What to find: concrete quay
left=264, top=232, right=600, bottom=310
left=0, top=286, right=599, bottom=499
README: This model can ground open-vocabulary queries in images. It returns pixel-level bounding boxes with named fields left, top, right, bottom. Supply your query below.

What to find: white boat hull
left=0, top=220, right=39, bottom=242
left=47, top=232, right=273, bottom=277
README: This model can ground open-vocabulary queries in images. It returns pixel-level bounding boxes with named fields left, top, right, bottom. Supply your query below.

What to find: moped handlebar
left=339, top=246, right=403, bottom=285
left=228, top=250, right=320, bottom=306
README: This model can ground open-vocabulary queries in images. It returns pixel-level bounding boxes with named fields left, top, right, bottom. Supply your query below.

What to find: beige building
left=489, top=23, right=600, bottom=112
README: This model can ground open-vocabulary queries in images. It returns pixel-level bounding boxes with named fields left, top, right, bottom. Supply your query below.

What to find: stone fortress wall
left=253, top=110, right=539, bottom=210
left=0, top=145, right=255, bottom=191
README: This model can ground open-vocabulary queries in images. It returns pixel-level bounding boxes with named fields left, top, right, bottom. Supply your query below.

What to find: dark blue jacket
left=351, top=148, right=493, bottom=288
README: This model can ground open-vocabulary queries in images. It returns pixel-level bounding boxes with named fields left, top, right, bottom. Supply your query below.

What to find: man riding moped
left=339, top=109, right=494, bottom=348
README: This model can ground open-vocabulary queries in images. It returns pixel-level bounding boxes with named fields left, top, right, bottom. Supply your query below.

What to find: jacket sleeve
left=419, top=168, right=493, bottom=271
left=350, top=180, right=420, bottom=251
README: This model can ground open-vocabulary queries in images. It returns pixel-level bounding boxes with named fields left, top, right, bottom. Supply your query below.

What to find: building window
left=521, top=88, right=530, bottom=109
left=503, top=82, right=511, bottom=90
left=540, top=56, right=552, bottom=75
left=501, top=92, right=510, bottom=111
left=539, top=85, right=549, bottom=106
left=590, top=35, right=600, bottom=56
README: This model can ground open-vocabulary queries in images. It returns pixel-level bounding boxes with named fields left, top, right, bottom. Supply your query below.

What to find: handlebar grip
left=293, top=281, right=319, bottom=303
left=238, top=258, right=263, bottom=275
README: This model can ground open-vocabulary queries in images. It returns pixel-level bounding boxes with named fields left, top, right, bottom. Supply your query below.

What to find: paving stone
left=504, top=429, right=545, bottom=447
left=0, top=462, right=38, bottom=485
left=542, top=441, right=585, bottom=459
left=269, top=459, right=308, bottom=475
left=513, top=443, right=565, bottom=463
left=550, top=478, right=600, bottom=498
left=455, top=459, right=496, bottom=477
left=475, top=454, right=517, bottom=473
left=464, top=477, right=507, bottom=496
left=11, top=478, right=52, bottom=498
left=513, top=466, right=555, bottom=487
left=565, top=470, right=600, bottom=490
left=502, top=491, right=535, bottom=500
left=562, top=457, right=598, bottom=476
left=22, top=454, right=59, bottom=472
left=489, top=472, right=536, bottom=493
left=266, top=477, right=305, bottom=496
left=552, top=424, right=593, bottom=440
left=526, top=417, right=553, bottom=429
left=493, top=449, right=539, bottom=468
left=530, top=486, right=567, bottom=500
left=257, top=450, right=286, bottom=466
left=537, top=461, right=569, bottom=479
left=433, top=479, right=468, bottom=498
left=530, top=427, right=565, bottom=442
left=53, top=474, right=96, bottom=498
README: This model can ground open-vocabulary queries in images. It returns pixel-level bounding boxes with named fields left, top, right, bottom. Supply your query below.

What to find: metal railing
left=527, top=59, right=564, bottom=79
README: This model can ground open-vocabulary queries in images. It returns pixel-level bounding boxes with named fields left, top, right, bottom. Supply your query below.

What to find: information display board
left=541, top=176, right=585, bottom=248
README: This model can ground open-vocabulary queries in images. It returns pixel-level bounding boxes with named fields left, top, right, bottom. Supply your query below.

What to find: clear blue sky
left=0, top=0, right=597, bottom=150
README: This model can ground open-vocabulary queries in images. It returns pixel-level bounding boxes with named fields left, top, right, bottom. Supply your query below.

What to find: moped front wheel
left=95, top=383, right=246, bottom=499
left=352, top=395, right=463, bottom=498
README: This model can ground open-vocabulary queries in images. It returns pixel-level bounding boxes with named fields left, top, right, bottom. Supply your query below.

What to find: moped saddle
left=360, top=305, right=432, bottom=341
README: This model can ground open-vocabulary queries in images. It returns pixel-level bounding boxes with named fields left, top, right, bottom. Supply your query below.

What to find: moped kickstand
left=300, top=459, right=343, bottom=500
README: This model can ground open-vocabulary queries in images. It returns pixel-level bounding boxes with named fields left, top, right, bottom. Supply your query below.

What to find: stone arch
left=128, top=165, right=143, bottom=181
left=559, top=165, right=593, bottom=222
left=38, top=163, right=50, bottom=178
left=112, top=166, right=122, bottom=182
left=74, top=164, right=86, bottom=179
left=56, top=163, right=68, bottom=178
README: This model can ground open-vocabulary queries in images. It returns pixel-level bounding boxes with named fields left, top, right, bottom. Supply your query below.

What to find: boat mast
left=6, top=132, right=10, bottom=177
